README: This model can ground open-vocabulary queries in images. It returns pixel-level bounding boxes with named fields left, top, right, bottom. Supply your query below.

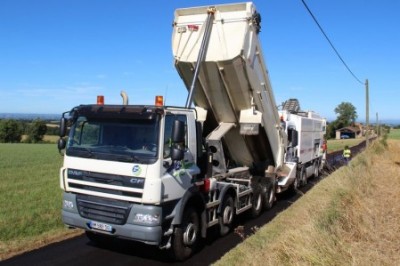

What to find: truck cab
left=59, top=101, right=203, bottom=248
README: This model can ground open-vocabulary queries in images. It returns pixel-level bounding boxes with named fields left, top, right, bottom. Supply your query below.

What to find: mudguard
left=170, top=186, right=207, bottom=237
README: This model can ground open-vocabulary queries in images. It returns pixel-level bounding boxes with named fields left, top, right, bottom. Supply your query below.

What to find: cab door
left=161, top=110, right=200, bottom=201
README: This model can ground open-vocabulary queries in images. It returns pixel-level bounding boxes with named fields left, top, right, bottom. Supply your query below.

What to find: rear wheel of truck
left=262, top=180, right=275, bottom=210
left=250, top=183, right=263, bottom=218
left=219, top=195, right=235, bottom=236
left=292, top=171, right=301, bottom=191
left=300, top=167, right=307, bottom=186
left=290, top=167, right=303, bottom=194
left=313, top=160, right=320, bottom=178
left=171, top=207, right=200, bottom=261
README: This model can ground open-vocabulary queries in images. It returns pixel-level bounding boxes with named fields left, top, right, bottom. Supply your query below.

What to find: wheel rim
left=301, top=169, right=306, bottom=185
left=314, top=162, right=319, bottom=176
left=223, top=205, right=233, bottom=225
left=254, top=193, right=262, bottom=211
left=268, top=187, right=274, bottom=205
left=183, top=223, right=197, bottom=246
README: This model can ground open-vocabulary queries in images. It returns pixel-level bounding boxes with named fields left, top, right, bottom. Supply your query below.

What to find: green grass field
left=388, top=128, right=400, bottom=139
left=327, top=138, right=364, bottom=153
left=0, top=143, right=69, bottom=258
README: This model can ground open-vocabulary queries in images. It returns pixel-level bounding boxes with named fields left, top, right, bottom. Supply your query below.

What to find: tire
left=219, top=195, right=235, bottom=236
left=171, top=207, right=200, bottom=261
left=292, top=171, right=300, bottom=190
left=289, top=167, right=302, bottom=194
left=313, top=160, right=320, bottom=178
left=300, top=167, right=307, bottom=186
left=262, top=180, right=275, bottom=210
left=250, top=182, right=263, bottom=218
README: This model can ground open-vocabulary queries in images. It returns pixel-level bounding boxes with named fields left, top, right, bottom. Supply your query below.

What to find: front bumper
left=62, top=193, right=163, bottom=245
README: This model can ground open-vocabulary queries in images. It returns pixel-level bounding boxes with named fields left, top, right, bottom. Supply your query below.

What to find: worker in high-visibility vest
left=343, top=145, right=351, bottom=164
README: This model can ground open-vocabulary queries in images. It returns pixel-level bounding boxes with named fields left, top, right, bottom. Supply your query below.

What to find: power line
left=300, top=0, right=364, bottom=85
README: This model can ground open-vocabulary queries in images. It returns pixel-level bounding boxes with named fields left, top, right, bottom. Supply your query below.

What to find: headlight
left=133, top=213, right=160, bottom=225
left=63, top=200, right=74, bottom=209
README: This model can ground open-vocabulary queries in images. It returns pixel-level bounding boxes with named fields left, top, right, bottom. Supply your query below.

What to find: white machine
left=278, top=99, right=326, bottom=190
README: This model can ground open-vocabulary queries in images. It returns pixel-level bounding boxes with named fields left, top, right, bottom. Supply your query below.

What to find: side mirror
left=59, top=117, right=67, bottom=137
left=171, top=120, right=185, bottom=143
left=169, top=120, right=185, bottom=162
left=171, top=146, right=184, bottom=161
left=58, top=138, right=66, bottom=152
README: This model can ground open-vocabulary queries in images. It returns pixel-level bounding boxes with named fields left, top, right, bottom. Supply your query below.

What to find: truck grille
left=76, top=195, right=131, bottom=225
left=66, top=169, right=145, bottom=202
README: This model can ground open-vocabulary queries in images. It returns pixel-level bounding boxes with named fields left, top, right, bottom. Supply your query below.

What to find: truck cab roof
left=69, top=104, right=166, bottom=120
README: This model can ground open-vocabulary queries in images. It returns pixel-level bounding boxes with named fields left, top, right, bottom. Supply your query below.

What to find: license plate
left=89, top=221, right=113, bottom=232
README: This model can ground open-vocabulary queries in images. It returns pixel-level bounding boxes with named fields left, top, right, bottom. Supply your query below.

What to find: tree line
left=0, top=119, right=59, bottom=143
left=1, top=102, right=395, bottom=143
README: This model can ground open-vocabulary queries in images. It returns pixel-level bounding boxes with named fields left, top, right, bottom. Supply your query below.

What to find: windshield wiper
left=116, top=155, right=143, bottom=163
left=68, top=146, right=94, bottom=158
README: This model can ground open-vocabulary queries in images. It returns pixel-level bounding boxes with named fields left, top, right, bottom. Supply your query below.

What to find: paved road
left=1, top=142, right=367, bottom=266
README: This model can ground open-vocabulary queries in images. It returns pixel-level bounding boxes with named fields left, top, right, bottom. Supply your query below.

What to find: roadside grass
left=215, top=139, right=400, bottom=265
left=0, top=144, right=81, bottom=260
left=327, top=138, right=364, bottom=153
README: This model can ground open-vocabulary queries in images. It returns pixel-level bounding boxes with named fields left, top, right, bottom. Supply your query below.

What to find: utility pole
left=365, top=79, right=369, bottom=147
left=376, top=112, right=379, bottom=137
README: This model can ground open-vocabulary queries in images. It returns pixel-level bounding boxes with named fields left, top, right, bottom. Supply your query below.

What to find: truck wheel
left=171, top=207, right=200, bottom=261
left=250, top=183, right=263, bottom=217
left=262, top=181, right=275, bottom=210
left=313, top=160, right=320, bottom=178
left=300, top=167, right=307, bottom=186
left=219, top=195, right=235, bottom=236
left=293, top=172, right=300, bottom=190
left=290, top=167, right=302, bottom=193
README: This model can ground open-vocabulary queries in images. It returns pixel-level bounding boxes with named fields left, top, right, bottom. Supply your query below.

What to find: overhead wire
left=300, top=0, right=364, bottom=85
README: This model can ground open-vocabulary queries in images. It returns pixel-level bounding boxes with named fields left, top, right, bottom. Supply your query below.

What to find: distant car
left=341, top=135, right=350, bottom=139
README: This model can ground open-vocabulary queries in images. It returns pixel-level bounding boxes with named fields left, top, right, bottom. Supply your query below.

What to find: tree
left=325, top=102, right=358, bottom=139
left=0, top=119, right=23, bottom=143
left=334, top=102, right=357, bottom=127
left=26, top=119, right=47, bottom=143
left=326, top=121, right=338, bottom=139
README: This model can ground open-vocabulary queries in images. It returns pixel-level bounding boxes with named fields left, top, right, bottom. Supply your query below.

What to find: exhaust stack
left=120, top=90, right=129, bottom=105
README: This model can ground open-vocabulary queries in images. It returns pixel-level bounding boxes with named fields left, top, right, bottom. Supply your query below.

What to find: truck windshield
left=66, top=115, right=160, bottom=164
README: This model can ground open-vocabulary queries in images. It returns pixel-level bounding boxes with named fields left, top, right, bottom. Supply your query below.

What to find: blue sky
left=0, top=0, right=399, bottom=122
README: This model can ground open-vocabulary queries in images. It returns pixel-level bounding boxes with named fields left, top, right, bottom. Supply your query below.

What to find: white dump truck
left=57, top=2, right=326, bottom=261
